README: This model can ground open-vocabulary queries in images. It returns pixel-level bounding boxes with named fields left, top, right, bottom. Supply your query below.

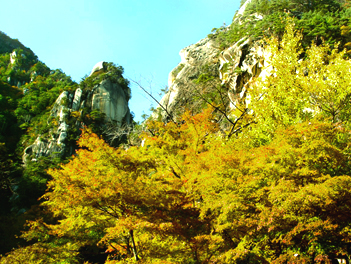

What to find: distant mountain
left=0, top=31, right=37, bottom=61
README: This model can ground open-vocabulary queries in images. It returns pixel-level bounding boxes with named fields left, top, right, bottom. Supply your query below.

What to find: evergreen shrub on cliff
left=209, top=0, right=351, bottom=52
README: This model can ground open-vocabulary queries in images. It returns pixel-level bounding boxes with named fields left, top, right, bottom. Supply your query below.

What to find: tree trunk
left=129, top=229, right=139, bottom=261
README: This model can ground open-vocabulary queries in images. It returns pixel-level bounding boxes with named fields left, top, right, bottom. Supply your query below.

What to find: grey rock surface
left=92, top=78, right=131, bottom=125
left=23, top=63, right=132, bottom=164
left=72, top=88, right=82, bottom=111
left=157, top=37, right=220, bottom=119
left=158, top=29, right=272, bottom=120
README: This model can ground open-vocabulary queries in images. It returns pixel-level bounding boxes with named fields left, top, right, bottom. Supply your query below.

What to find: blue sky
left=1, top=0, right=241, bottom=121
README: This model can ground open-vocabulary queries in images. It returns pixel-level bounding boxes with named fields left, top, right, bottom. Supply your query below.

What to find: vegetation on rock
left=209, top=0, right=351, bottom=53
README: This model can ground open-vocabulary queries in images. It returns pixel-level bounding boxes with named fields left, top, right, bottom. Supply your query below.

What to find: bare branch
left=129, top=78, right=175, bottom=123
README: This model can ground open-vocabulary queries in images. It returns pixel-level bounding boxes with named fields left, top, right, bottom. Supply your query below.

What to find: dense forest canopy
left=1, top=0, right=351, bottom=263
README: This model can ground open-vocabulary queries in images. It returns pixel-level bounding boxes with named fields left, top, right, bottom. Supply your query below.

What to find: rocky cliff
left=23, top=62, right=132, bottom=163
left=158, top=1, right=271, bottom=123
left=158, top=37, right=220, bottom=119
left=162, top=38, right=272, bottom=121
left=158, top=38, right=270, bottom=123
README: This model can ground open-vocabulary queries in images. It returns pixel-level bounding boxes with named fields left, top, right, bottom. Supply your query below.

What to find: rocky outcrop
left=91, top=78, right=131, bottom=125
left=158, top=37, right=220, bottom=119
left=158, top=35, right=271, bottom=120
left=90, top=61, right=106, bottom=76
left=23, top=62, right=132, bottom=164
left=219, top=38, right=272, bottom=110
left=153, top=0, right=276, bottom=122
left=157, top=0, right=272, bottom=121
left=23, top=91, right=73, bottom=162
left=72, top=88, right=83, bottom=111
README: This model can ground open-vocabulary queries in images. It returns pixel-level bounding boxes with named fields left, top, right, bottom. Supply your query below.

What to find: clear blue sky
left=1, top=0, right=240, bottom=122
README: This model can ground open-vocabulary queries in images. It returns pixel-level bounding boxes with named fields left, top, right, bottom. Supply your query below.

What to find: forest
left=1, top=0, right=351, bottom=263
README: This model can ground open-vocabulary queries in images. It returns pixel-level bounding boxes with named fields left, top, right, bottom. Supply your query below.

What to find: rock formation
left=23, top=62, right=132, bottom=164
left=158, top=3, right=271, bottom=121
left=23, top=91, right=72, bottom=162
left=158, top=37, right=220, bottom=119
left=91, top=78, right=131, bottom=125
left=218, top=38, right=272, bottom=109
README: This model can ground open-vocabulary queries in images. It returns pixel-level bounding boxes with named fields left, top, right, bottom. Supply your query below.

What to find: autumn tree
left=249, top=19, right=351, bottom=142
left=3, top=112, right=351, bottom=263
left=193, top=120, right=351, bottom=263
left=1, top=109, right=219, bottom=263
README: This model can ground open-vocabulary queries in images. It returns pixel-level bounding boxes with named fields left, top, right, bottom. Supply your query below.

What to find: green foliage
left=80, top=62, right=131, bottom=100
left=0, top=31, right=37, bottom=62
left=248, top=20, right=351, bottom=143
left=12, top=157, right=62, bottom=210
left=0, top=33, right=81, bottom=257
left=81, top=108, right=107, bottom=135
left=15, top=70, right=77, bottom=139
left=209, top=0, right=351, bottom=52
left=0, top=81, right=22, bottom=149
left=29, top=61, right=50, bottom=77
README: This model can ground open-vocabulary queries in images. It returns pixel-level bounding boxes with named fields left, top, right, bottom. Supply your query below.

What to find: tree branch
left=130, top=79, right=175, bottom=123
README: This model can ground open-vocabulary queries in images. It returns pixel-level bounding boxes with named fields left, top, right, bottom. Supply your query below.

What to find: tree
left=249, top=19, right=351, bottom=142
left=192, top=120, right=351, bottom=263
left=3, top=113, right=351, bottom=263
left=1, top=109, right=218, bottom=263
left=210, top=0, right=351, bottom=50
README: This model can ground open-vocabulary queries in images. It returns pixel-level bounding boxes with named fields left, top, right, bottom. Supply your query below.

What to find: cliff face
left=159, top=38, right=220, bottom=119
left=158, top=37, right=270, bottom=121
left=158, top=2, right=271, bottom=122
left=218, top=38, right=272, bottom=110
left=23, top=62, right=132, bottom=163
left=91, top=78, right=131, bottom=125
